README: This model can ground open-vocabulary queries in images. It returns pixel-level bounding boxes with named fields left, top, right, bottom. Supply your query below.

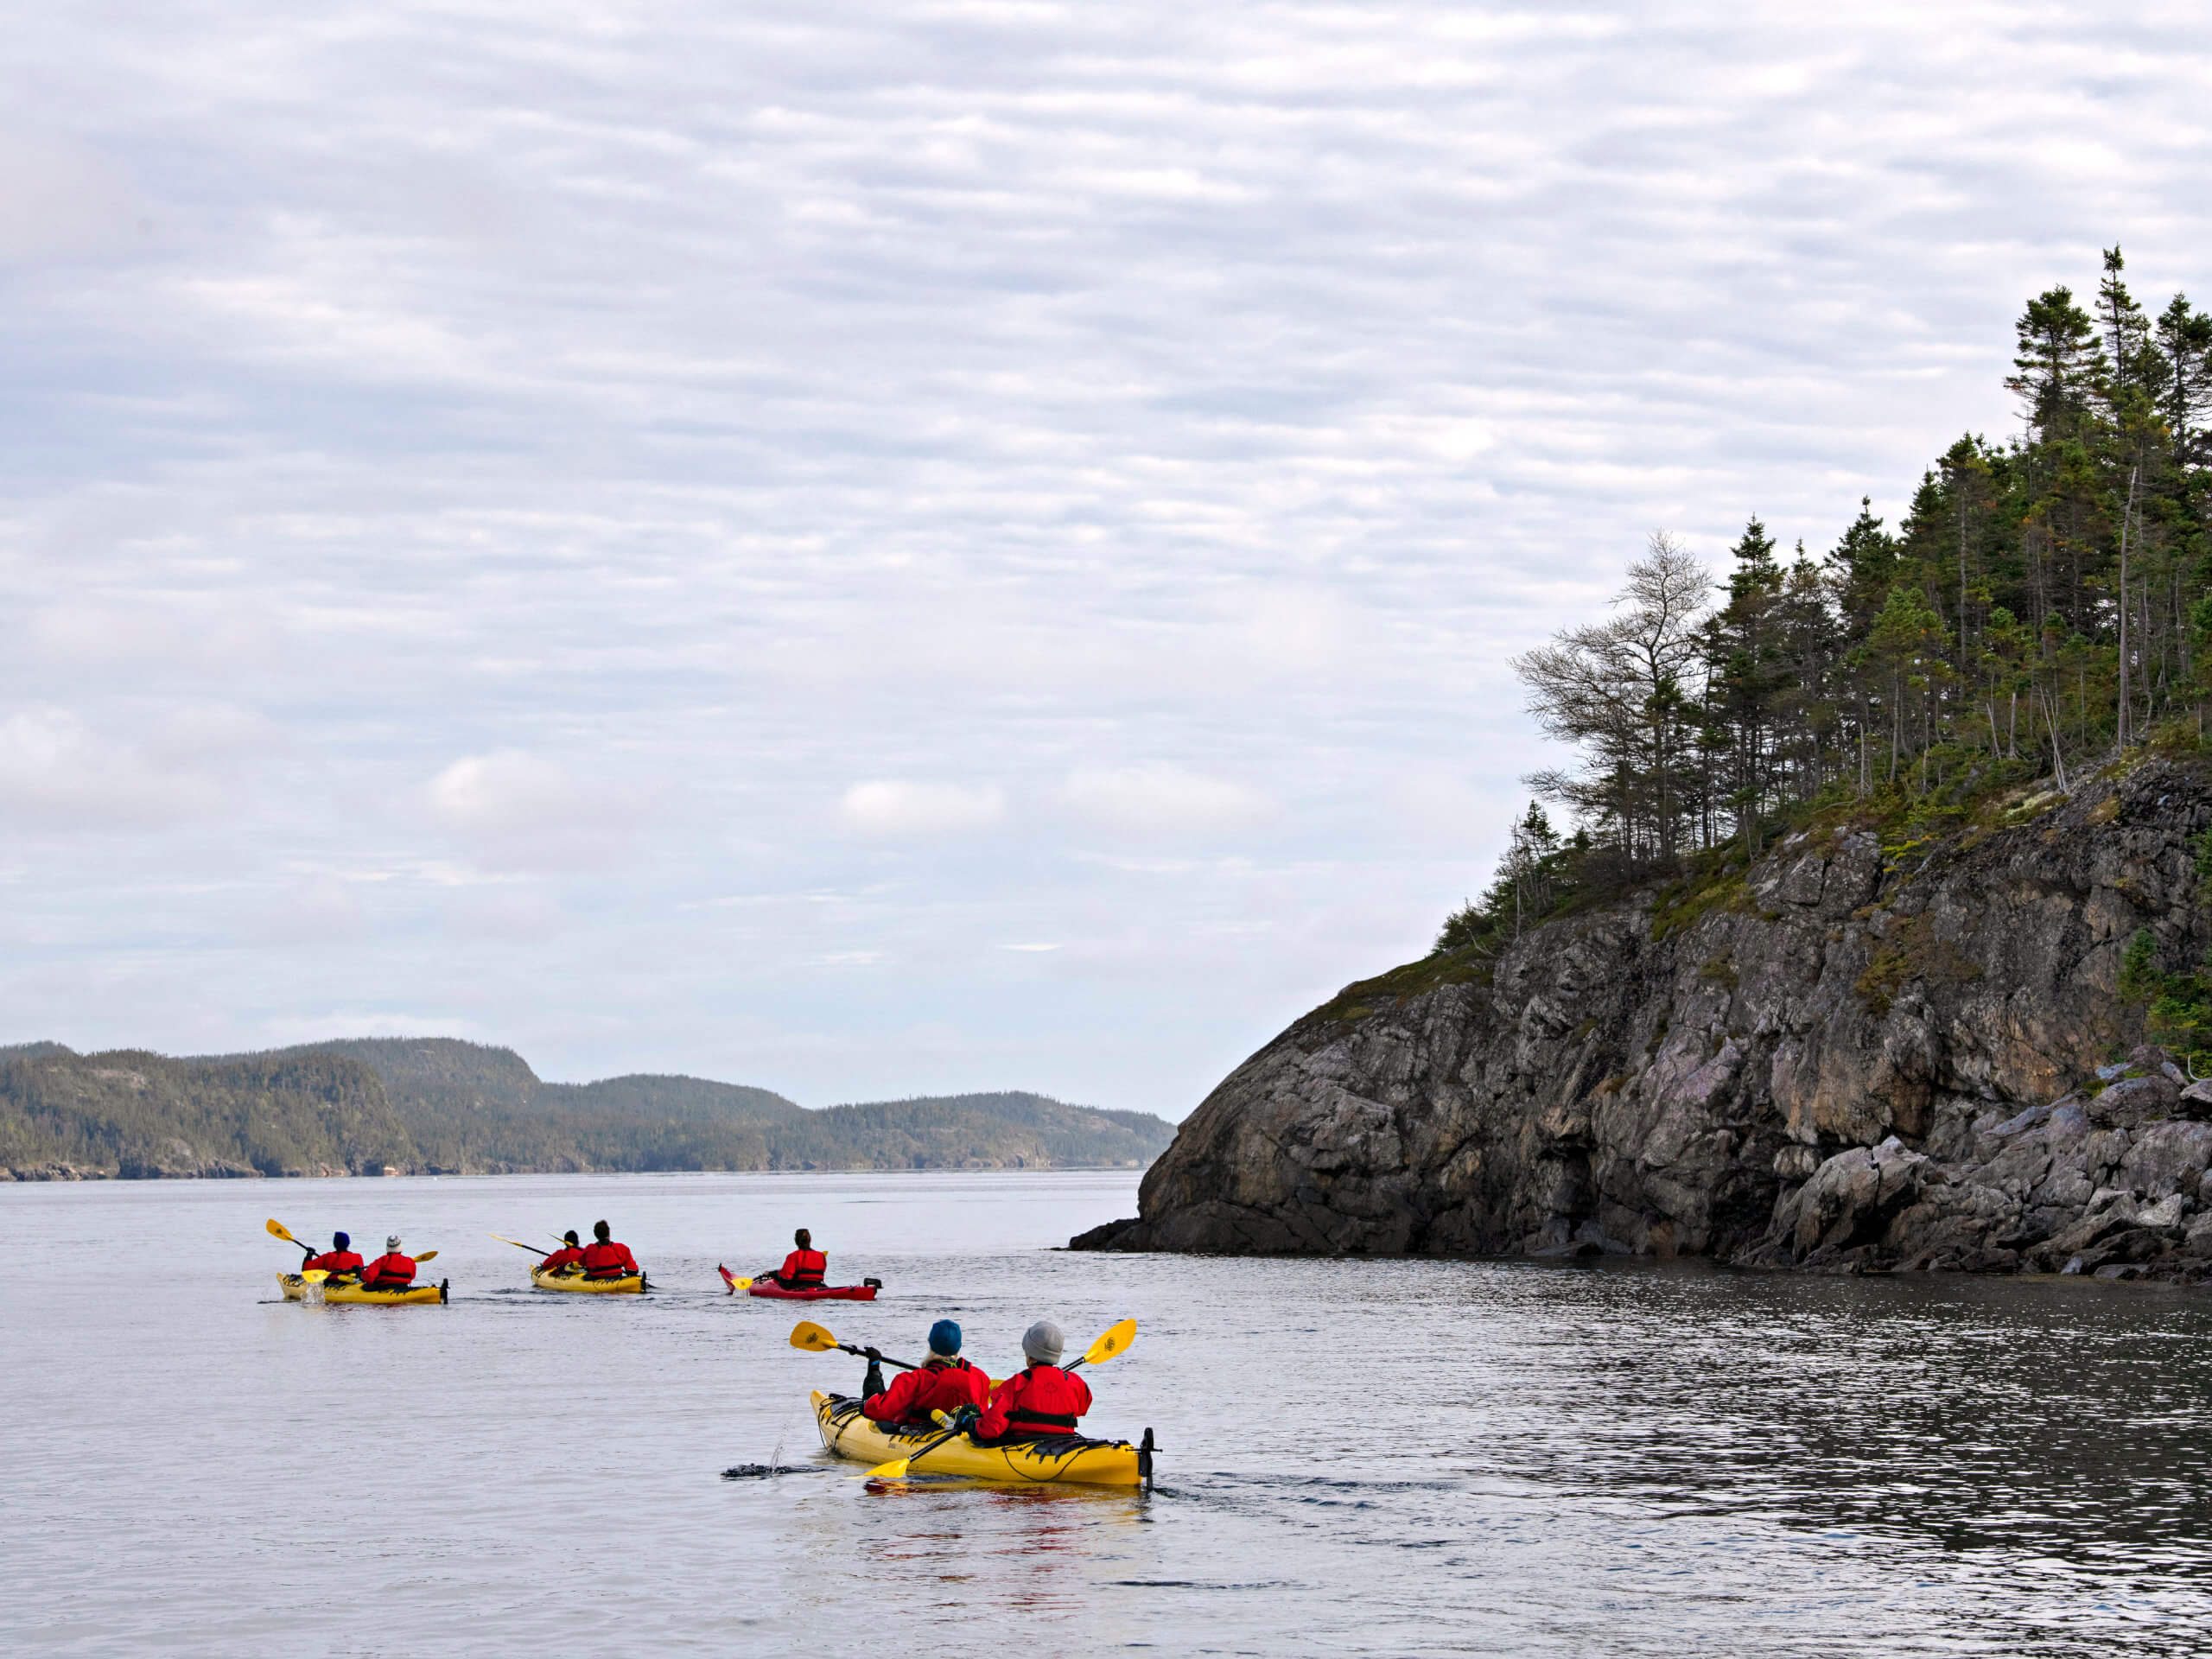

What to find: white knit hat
left=386, top=1236, right=402, bottom=1251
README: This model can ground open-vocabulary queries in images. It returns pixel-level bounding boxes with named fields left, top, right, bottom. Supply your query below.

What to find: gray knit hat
left=1021, top=1319, right=1064, bottom=1364
left=385, top=1236, right=402, bottom=1251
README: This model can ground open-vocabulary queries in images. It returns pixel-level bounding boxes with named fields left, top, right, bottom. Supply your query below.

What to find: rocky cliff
left=1074, top=759, right=2212, bottom=1282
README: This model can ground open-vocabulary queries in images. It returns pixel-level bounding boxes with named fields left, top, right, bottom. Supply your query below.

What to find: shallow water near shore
left=6, top=1169, right=2211, bottom=1656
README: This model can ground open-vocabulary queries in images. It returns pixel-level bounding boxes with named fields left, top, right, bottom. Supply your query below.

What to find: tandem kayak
left=722, top=1265, right=879, bottom=1300
left=531, top=1267, right=648, bottom=1294
left=279, top=1273, right=447, bottom=1306
left=811, top=1391, right=1152, bottom=1487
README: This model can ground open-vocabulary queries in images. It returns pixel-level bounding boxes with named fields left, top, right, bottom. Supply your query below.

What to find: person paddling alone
left=302, top=1231, right=364, bottom=1282
left=581, top=1220, right=639, bottom=1281
left=766, top=1228, right=826, bottom=1291
left=862, top=1319, right=990, bottom=1428
left=360, top=1236, right=416, bottom=1292
left=974, top=1320, right=1091, bottom=1443
left=539, top=1230, right=585, bottom=1275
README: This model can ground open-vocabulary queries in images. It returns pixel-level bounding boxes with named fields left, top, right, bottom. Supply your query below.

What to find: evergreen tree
left=2007, top=285, right=2106, bottom=442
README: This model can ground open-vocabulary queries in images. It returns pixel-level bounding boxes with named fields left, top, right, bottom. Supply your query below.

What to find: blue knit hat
left=928, top=1319, right=961, bottom=1356
left=333, top=1231, right=349, bottom=1250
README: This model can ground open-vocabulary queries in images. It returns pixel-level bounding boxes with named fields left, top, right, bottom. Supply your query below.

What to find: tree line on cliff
left=1444, top=249, right=2212, bottom=958
left=0, top=1037, right=1173, bottom=1178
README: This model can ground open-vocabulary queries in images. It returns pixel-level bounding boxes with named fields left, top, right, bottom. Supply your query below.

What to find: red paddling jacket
left=976, top=1363, right=1091, bottom=1440
left=581, top=1239, right=638, bottom=1280
left=775, top=1248, right=826, bottom=1288
left=539, top=1246, right=586, bottom=1273
left=361, top=1251, right=416, bottom=1290
left=864, top=1357, right=989, bottom=1427
left=302, top=1249, right=363, bottom=1279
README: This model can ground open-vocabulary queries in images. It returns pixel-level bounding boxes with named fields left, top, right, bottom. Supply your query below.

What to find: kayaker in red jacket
left=766, top=1228, right=827, bottom=1290
left=581, top=1220, right=639, bottom=1281
left=539, top=1230, right=585, bottom=1274
left=975, top=1321, right=1091, bottom=1442
left=302, top=1231, right=364, bottom=1281
left=862, top=1319, right=990, bottom=1427
left=360, top=1236, right=416, bottom=1291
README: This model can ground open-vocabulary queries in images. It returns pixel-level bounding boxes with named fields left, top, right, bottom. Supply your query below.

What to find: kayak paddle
left=266, top=1217, right=315, bottom=1257
left=720, top=1265, right=753, bottom=1293
left=789, top=1321, right=918, bottom=1371
left=299, top=1268, right=330, bottom=1284
left=493, top=1234, right=546, bottom=1254
left=863, top=1410, right=971, bottom=1480
left=861, top=1319, right=1136, bottom=1479
left=1067, top=1318, right=1136, bottom=1371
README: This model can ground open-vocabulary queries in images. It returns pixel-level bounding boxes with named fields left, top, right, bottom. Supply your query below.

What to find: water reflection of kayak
left=721, top=1265, right=880, bottom=1300
left=811, top=1391, right=1149, bottom=1486
left=531, top=1267, right=648, bottom=1294
left=278, top=1273, right=447, bottom=1305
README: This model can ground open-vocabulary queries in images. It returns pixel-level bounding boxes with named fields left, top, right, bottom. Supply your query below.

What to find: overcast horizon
left=3, top=2, right=2209, bottom=1116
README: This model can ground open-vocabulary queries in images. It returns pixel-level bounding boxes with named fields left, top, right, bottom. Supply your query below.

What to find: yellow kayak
left=278, top=1273, right=446, bottom=1306
left=531, top=1266, right=647, bottom=1294
left=810, top=1391, right=1150, bottom=1487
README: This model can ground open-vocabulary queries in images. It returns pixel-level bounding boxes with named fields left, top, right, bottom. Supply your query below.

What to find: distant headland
left=0, top=1036, right=1173, bottom=1180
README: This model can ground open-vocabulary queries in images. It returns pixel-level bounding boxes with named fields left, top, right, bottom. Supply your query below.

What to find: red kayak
left=721, top=1264, right=880, bottom=1300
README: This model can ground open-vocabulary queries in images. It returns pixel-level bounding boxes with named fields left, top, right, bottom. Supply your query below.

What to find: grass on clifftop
left=1309, top=946, right=1494, bottom=1027
left=1323, top=733, right=2212, bottom=1036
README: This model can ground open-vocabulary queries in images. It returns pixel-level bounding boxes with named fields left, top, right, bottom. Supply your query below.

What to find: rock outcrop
left=1077, top=760, right=2212, bottom=1282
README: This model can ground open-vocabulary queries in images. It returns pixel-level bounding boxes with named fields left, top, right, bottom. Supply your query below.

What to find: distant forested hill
left=0, top=1046, right=411, bottom=1179
left=0, top=1037, right=1173, bottom=1179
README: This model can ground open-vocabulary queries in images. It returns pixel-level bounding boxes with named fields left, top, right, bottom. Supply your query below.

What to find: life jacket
left=540, top=1246, right=586, bottom=1274
left=582, top=1240, right=636, bottom=1280
left=982, top=1363, right=1091, bottom=1439
left=304, top=1249, right=363, bottom=1277
left=867, top=1357, right=988, bottom=1426
left=779, top=1248, right=826, bottom=1288
left=362, top=1251, right=416, bottom=1289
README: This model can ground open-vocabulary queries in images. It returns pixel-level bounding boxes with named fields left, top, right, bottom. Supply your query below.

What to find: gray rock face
left=1084, top=761, right=2212, bottom=1283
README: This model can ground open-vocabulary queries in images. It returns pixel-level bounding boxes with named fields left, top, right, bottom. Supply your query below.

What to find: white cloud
left=247, top=876, right=368, bottom=945
left=840, top=779, right=1006, bottom=837
left=1060, top=765, right=1271, bottom=839
left=0, top=706, right=217, bottom=829
left=426, top=751, right=632, bottom=870
left=0, top=130, right=143, bottom=264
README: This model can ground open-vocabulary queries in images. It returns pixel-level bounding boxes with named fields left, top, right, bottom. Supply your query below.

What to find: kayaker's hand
left=863, top=1347, right=882, bottom=1363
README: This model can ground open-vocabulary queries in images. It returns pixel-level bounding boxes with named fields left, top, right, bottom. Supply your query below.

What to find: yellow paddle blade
left=1082, top=1318, right=1137, bottom=1367
left=790, top=1321, right=839, bottom=1352
left=266, top=1218, right=296, bottom=1243
left=862, top=1456, right=912, bottom=1479
left=415, top=1250, right=438, bottom=1263
left=300, top=1268, right=329, bottom=1284
left=491, top=1234, right=543, bottom=1253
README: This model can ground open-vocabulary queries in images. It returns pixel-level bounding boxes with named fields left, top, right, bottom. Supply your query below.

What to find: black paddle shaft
left=838, top=1343, right=918, bottom=1372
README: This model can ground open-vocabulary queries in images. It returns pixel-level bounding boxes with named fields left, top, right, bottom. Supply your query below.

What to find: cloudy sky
left=2, top=2, right=2207, bottom=1114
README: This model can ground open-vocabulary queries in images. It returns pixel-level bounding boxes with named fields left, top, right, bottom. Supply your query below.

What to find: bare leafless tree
left=1513, top=532, right=1711, bottom=867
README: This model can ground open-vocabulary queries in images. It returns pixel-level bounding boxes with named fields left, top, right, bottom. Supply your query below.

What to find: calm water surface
left=6, top=1169, right=2210, bottom=1656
